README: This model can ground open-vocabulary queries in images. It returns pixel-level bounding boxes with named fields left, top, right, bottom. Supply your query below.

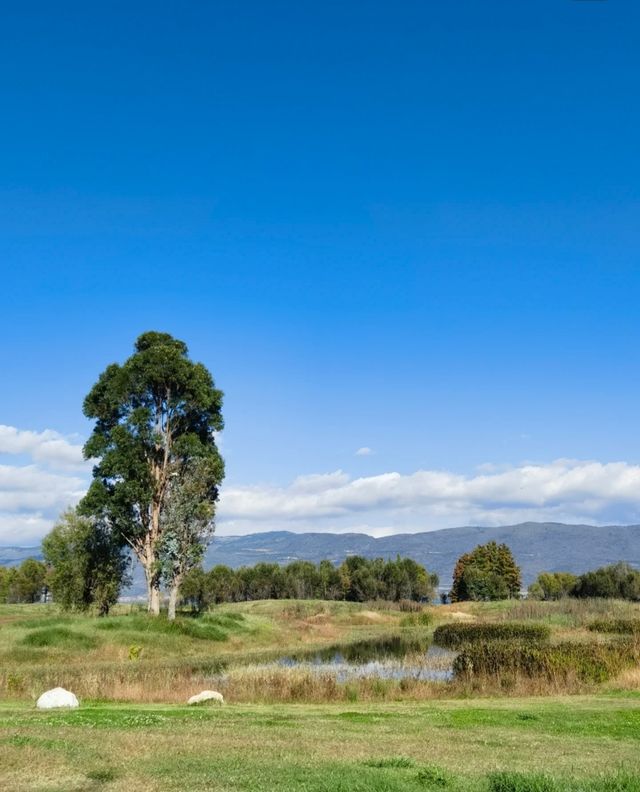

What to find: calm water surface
left=271, top=635, right=456, bottom=682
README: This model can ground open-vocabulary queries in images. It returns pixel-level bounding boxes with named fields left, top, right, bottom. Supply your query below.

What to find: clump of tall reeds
left=588, top=618, right=640, bottom=635
left=453, top=639, right=639, bottom=684
left=434, top=622, right=551, bottom=649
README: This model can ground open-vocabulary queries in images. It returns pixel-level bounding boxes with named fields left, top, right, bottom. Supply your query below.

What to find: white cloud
left=0, top=513, right=57, bottom=546
left=355, top=447, right=374, bottom=456
left=0, top=425, right=88, bottom=470
left=3, top=421, right=640, bottom=545
left=217, top=459, right=640, bottom=535
left=0, top=425, right=90, bottom=545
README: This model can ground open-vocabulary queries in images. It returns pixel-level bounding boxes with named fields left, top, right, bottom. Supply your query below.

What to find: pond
left=264, top=635, right=456, bottom=682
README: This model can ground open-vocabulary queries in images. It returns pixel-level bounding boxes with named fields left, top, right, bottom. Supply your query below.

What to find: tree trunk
left=150, top=584, right=161, bottom=616
left=168, top=574, right=183, bottom=621
left=140, top=551, right=161, bottom=615
left=167, top=585, right=178, bottom=621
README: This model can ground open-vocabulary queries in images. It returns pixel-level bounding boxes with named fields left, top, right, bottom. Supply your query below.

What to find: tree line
left=179, top=556, right=439, bottom=610
left=0, top=559, right=48, bottom=604
left=6, top=538, right=640, bottom=608
left=528, top=562, right=640, bottom=601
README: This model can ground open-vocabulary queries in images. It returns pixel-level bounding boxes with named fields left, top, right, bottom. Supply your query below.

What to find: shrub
left=128, top=645, right=143, bottom=660
left=433, top=622, right=551, bottom=649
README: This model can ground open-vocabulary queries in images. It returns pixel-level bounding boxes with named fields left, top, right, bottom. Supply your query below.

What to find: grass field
left=0, top=600, right=425, bottom=702
left=3, top=598, right=640, bottom=789
left=2, top=696, right=640, bottom=790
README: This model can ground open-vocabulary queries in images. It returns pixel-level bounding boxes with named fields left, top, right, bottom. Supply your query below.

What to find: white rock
left=187, top=690, right=224, bottom=706
left=36, top=687, right=79, bottom=710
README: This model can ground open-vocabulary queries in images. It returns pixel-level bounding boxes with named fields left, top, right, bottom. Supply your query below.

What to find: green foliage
left=93, top=613, right=234, bottom=641
left=451, top=542, right=521, bottom=602
left=42, top=508, right=129, bottom=615
left=528, top=572, right=577, bottom=601
left=453, top=639, right=638, bottom=682
left=80, top=331, right=224, bottom=613
left=400, top=610, right=433, bottom=627
left=572, top=563, right=640, bottom=601
left=416, top=764, right=453, bottom=787
left=488, top=772, right=557, bottom=792
left=588, top=618, right=640, bottom=634
left=180, top=555, right=438, bottom=607
left=433, top=622, right=550, bottom=648
left=128, top=644, right=143, bottom=660
left=21, top=627, right=98, bottom=650
left=0, top=558, right=47, bottom=604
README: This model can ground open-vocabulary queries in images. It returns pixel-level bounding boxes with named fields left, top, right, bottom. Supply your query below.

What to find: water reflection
left=273, top=635, right=455, bottom=682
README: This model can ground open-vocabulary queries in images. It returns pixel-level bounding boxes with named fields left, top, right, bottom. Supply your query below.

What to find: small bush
left=433, top=622, right=550, bottom=649
left=128, top=645, right=143, bottom=661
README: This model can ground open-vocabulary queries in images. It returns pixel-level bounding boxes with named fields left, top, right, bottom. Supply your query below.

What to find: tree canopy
left=80, top=331, right=224, bottom=615
left=571, top=562, right=640, bottom=601
left=528, top=571, right=578, bottom=601
left=180, top=555, right=439, bottom=612
left=0, top=559, right=47, bottom=604
left=450, top=541, right=521, bottom=602
left=42, top=508, right=130, bottom=615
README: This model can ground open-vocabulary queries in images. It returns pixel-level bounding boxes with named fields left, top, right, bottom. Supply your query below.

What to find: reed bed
left=588, top=617, right=640, bottom=634
left=453, top=638, right=640, bottom=684
left=434, top=621, right=551, bottom=648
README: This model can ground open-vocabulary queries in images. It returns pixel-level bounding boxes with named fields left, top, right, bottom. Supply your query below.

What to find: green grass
left=19, top=627, right=99, bottom=650
left=1, top=697, right=639, bottom=790
left=3, top=598, right=640, bottom=787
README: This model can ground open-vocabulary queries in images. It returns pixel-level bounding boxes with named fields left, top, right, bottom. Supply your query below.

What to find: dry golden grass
left=4, top=597, right=640, bottom=705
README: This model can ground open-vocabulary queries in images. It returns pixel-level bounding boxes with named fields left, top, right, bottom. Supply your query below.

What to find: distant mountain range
left=3, top=522, right=640, bottom=593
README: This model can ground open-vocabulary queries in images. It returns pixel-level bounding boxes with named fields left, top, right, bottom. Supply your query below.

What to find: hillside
left=3, top=522, right=640, bottom=590
left=206, top=522, right=640, bottom=586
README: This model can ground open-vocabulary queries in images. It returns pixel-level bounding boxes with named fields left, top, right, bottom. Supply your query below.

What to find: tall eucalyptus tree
left=80, top=331, right=224, bottom=614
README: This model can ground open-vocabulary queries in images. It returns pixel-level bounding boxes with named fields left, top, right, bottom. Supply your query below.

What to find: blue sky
left=2, top=1, right=640, bottom=542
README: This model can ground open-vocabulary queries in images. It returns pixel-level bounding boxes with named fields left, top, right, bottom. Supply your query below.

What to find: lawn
left=3, top=599, right=640, bottom=789
left=1, top=696, right=640, bottom=790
